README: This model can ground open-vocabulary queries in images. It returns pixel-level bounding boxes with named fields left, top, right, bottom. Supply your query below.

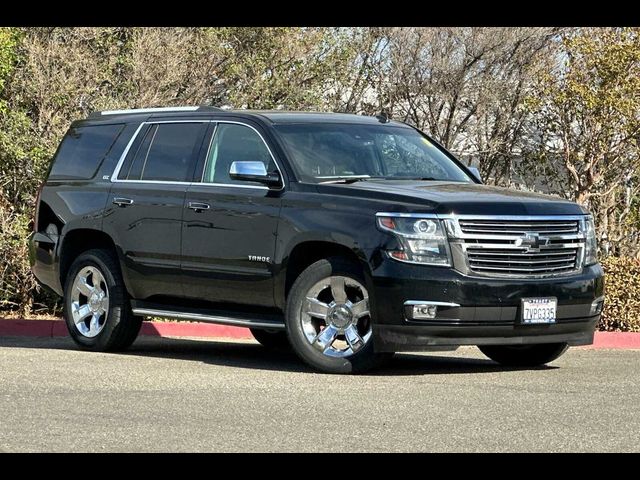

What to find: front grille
left=459, top=219, right=579, bottom=235
left=453, top=217, right=585, bottom=278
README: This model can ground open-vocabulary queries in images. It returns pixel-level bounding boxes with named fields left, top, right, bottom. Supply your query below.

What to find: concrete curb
left=1, top=318, right=639, bottom=348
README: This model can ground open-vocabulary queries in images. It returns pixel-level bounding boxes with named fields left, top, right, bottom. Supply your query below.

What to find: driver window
left=203, top=123, right=275, bottom=185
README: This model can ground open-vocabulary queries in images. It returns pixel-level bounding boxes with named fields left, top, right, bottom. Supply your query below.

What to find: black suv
left=29, top=106, right=604, bottom=373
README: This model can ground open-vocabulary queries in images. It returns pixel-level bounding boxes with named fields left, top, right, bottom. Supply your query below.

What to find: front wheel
left=285, top=257, right=392, bottom=374
left=479, top=343, right=569, bottom=367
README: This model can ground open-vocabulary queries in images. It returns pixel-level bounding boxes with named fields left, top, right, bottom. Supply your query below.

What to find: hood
left=318, top=180, right=586, bottom=216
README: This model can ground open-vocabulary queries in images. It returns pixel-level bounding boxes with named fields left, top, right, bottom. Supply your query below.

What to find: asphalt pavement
left=0, top=336, right=638, bottom=452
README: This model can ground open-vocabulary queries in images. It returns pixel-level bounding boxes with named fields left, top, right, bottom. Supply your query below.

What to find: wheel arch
left=276, top=237, right=373, bottom=310
left=58, top=228, right=123, bottom=292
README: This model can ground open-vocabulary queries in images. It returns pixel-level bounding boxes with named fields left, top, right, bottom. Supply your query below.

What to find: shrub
left=599, top=256, right=640, bottom=332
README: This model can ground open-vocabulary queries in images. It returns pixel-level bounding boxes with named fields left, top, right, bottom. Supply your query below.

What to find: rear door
left=181, top=121, right=283, bottom=307
left=104, top=121, right=208, bottom=300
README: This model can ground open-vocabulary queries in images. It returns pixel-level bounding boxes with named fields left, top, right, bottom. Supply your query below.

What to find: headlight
left=584, top=215, right=598, bottom=266
left=377, top=214, right=451, bottom=266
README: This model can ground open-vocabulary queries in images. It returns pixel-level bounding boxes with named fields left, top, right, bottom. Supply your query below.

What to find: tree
left=527, top=28, right=640, bottom=254
left=336, top=28, right=558, bottom=185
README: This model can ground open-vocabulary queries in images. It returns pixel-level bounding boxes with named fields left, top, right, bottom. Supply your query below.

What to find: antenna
left=375, top=111, right=391, bottom=123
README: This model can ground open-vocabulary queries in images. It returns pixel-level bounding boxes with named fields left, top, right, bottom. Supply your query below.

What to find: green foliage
left=599, top=257, right=640, bottom=332
left=0, top=28, right=20, bottom=93
left=526, top=28, right=640, bottom=254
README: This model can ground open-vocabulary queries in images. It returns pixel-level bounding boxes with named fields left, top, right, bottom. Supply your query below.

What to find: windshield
left=274, top=123, right=473, bottom=183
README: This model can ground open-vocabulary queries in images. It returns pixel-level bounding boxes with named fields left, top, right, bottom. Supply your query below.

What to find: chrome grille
left=451, top=217, right=585, bottom=278
left=459, top=219, right=579, bottom=235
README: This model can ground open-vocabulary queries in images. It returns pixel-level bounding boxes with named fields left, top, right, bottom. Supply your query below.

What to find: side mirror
left=229, top=161, right=281, bottom=188
left=468, top=167, right=483, bottom=183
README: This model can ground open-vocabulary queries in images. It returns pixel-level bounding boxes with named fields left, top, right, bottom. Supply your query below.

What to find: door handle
left=113, top=197, right=134, bottom=207
left=188, top=201, right=211, bottom=212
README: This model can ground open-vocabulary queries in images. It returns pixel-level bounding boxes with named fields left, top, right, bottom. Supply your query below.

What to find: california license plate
left=521, top=297, right=557, bottom=324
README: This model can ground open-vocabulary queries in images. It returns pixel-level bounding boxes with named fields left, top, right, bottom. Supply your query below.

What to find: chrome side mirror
left=468, top=167, right=483, bottom=183
left=229, top=161, right=281, bottom=188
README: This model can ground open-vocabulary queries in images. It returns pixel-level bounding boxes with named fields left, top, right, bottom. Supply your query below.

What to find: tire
left=478, top=343, right=569, bottom=367
left=250, top=328, right=290, bottom=350
left=63, top=248, right=142, bottom=352
left=285, top=257, right=393, bottom=374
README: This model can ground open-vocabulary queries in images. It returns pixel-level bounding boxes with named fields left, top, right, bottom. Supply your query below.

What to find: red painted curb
left=0, top=318, right=252, bottom=339
left=139, top=321, right=252, bottom=339
left=1, top=318, right=638, bottom=348
left=587, top=331, right=640, bottom=349
left=0, top=319, right=58, bottom=337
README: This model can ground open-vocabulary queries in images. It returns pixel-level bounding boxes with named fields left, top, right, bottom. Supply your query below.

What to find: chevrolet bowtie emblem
left=515, top=233, right=549, bottom=253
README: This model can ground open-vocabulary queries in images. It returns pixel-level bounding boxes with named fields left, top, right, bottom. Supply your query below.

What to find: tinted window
left=50, top=124, right=124, bottom=179
left=123, top=125, right=156, bottom=180
left=124, top=123, right=205, bottom=182
left=202, top=123, right=275, bottom=185
left=274, top=123, right=472, bottom=183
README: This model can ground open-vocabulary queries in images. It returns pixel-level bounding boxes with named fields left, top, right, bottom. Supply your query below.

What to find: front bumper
left=368, top=258, right=604, bottom=352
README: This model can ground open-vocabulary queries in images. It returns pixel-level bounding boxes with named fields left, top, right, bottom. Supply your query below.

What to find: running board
left=132, top=308, right=286, bottom=330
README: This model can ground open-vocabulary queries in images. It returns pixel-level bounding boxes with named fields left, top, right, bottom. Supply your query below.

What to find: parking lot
left=0, top=336, right=638, bottom=452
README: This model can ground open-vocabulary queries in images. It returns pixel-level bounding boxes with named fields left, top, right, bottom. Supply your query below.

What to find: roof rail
left=89, top=105, right=224, bottom=118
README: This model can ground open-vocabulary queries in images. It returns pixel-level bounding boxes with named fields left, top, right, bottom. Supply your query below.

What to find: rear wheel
left=479, top=343, right=569, bottom=367
left=250, top=328, right=290, bottom=350
left=63, top=249, right=142, bottom=352
left=286, top=257, right=392, bottom=374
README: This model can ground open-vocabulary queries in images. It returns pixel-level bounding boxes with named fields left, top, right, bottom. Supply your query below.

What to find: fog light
left=413, top=305, right=438, bottom=319
left=590, top=300, right=604, bottom=315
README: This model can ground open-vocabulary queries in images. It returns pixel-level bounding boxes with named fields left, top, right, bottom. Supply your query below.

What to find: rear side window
left=122, top=123, right=206, bottom=182
left=49, top=124, right=124, bottom=180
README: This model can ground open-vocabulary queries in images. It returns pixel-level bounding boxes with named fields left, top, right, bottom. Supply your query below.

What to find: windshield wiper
left=380, top=176, right=440, bottom=181
left=319, top=176, right=380, bottom=184
left=320, top=176, right=439, bottom=184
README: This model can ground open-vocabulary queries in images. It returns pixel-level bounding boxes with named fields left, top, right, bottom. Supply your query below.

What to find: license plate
left=521, top=297, right=557, bottom=324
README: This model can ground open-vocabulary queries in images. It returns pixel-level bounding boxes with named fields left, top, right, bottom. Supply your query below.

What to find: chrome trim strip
left=457, top=233, right=582, bottom=241
left=404, top=300, right=461, bottom=307
left=111, top=180, right=193, bottom=186
left=448, top=214, right=587, bottom=221
left=198, top=182, right=269, bottom=190
left=132, top=308, right=286, bottom=330
left=101, top=106, right=200, bottom=115
left=110, top=122, right=145, bottom=182
left=464, top=242, right=583, bottom=250
left=468, top=264, right=577, bottom=273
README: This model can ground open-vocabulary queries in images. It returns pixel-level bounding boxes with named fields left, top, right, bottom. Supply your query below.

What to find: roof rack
left=89, top=105, right=224, bottom=118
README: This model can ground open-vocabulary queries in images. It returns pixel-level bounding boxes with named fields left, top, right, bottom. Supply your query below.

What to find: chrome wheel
left=70, top=266, right=109, bottom=338
left=301, top=275, right=372, bottom=358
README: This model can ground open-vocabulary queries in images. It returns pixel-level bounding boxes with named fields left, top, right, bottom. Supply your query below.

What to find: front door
left=104, top=121, right=208, bottom=300
left=181, top=122, right=282, bottom=307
